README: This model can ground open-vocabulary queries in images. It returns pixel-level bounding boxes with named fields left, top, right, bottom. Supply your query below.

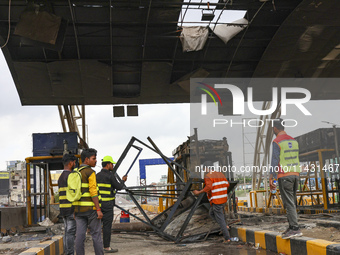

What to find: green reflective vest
left=278, top=139, right=301, bottom=173
left=72, top=166, right=101, bottom=213
left=58, top=170, right=74, bottom=217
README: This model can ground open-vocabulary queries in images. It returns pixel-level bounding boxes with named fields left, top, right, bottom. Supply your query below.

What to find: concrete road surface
left=81, top=232, right=277, bottom=255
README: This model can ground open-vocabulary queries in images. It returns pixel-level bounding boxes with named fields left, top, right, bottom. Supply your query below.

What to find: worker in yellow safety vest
left=96, top=156, right=127, bottom=253
left=269, top=118, right=302, bottom=240
left=73, top=148, right=104, bottom=255
left=58, top=153, right=77, bottom=255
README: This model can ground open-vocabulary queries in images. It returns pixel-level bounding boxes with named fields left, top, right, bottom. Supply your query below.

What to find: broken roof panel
left=2, top=0, right=339, bottom=107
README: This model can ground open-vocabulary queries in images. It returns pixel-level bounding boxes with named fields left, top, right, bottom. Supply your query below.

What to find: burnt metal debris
left=113, top=136, right=238, bottom=243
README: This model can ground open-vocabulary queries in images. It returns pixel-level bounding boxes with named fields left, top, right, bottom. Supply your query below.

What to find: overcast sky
left=2, top=49, right=340, bottom=186
left=0, top=51, right=190, bottom=186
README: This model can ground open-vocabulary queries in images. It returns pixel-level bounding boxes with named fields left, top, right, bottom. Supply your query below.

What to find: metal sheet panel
left=32, top=132, right=78, bottom=156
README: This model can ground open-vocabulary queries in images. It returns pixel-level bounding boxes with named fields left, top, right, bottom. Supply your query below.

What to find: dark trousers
left=75, top=210, right=104, bottom=255
left=101, top=201, right=114, bottom=248
left=209, top=203, right=230, bottom=240
left=278, top=175, right=299, bottom=230
left=62, top=214, right=76, bottom=255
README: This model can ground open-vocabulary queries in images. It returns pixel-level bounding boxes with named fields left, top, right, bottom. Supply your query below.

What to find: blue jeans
left=63, top=214, right=76, bottom=255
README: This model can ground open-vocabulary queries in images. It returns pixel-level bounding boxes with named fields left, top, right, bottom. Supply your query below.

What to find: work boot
left=282, top=228, right=290, bottom=235
left=104, top=248, right=118, bottom=253
left=282, top=229, right=303, bottom=239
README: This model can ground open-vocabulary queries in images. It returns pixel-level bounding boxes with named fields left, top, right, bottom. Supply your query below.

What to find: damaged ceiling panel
left=2, top=0, right=339, bottom=107
left=253, top=0, right=340, bottom=78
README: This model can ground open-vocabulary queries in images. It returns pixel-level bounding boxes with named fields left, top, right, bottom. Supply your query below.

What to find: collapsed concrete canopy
left=3, top=0, right=340, bottom=108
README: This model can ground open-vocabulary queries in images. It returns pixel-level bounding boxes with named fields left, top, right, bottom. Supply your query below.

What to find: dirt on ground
left=83, top=232, right=276, bottom=255
left=237, top=211, right=340, bottom=243
left=302, top=226, right=340, bottom=242
left=0, top=224, right=276, bottom=255
left=0, top=248, right=26, bottom=254
left=2, top=204, right=340, bottom=254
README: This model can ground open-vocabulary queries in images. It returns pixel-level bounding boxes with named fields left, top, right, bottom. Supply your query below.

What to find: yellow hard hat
left=102, top=155, right=116, bottom=164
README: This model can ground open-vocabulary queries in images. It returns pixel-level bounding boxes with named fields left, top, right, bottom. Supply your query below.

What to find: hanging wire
left=226, top=1, right=267, bottom=77
left=68, top=0, right=81, bottom=59
left=211, top=0, right=231, bottom=32
left=201, top=0, right=230, bottom=65
left=272, top=0, right=276, bottom=11
left=1, top=0, right=12, bottom=49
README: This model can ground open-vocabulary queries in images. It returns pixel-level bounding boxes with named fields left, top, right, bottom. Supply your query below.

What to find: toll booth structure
left=173, top=130, right=238, bottom=216
left=25, top=132, right=79, bottom=225
left=25, top=156, right=60, bottom=225
left=25, top=155, right=81, bottom=225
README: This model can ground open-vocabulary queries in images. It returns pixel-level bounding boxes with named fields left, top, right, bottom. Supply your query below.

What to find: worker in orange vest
left=193, top=161, right=230, bottom=242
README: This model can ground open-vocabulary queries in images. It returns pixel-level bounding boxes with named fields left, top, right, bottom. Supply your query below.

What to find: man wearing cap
left=96, top=156, right=127, bottom=253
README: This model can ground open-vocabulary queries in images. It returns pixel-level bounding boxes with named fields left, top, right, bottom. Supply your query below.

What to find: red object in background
left=120, top=211, right=130, bottom=223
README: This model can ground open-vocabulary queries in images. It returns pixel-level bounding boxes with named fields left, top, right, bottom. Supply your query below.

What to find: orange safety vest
left=204, top=171, right=229, bottom=205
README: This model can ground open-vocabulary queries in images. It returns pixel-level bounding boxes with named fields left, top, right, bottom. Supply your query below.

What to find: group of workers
left=58, top=149, right=126, bottom=254
left=57, top=118, right=302, bottom=253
